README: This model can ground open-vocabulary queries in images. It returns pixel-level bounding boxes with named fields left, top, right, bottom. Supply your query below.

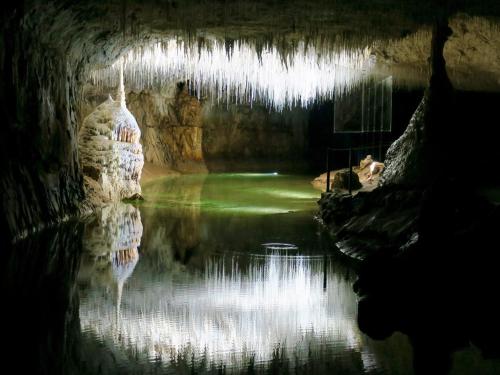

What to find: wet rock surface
left=318, top=185, right=421, bottom=260
left=128, top=83, right=207, bottom=174
left=312, top=155, right=385, bottom=193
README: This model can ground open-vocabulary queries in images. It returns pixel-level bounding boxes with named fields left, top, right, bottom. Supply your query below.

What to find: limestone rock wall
left=81, top=84, right=310, bottom=174
left=128, top=83, right=207, bottom=173
left=380, top=98, right=427, bottom=187
left=0, top=5, right=85, bottom=242
left=202, top=104, right=310, bottom=172
left=82, top=83, right=207, bottom=174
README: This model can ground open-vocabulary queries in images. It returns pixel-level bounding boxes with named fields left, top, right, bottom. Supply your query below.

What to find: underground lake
left=2, top=174, right=500, bottom=374
left=77, top=173, right=413, bottom=374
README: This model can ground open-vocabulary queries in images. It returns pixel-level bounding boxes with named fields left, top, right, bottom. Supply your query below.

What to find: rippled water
left=77, top=174, right=414, bottom=374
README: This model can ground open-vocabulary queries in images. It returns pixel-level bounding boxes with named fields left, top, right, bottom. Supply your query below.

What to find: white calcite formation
left=79, top=64, right=144, bottom=205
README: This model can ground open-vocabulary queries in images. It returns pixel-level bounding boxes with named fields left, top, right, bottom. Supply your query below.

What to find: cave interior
left=1, top=1, right=500, bottom=374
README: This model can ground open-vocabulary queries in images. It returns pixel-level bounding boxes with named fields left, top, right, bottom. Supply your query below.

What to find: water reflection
left=3, top=174, right=499, bottom=374
left=76, top=174, right=412, bottom=374
left=140, top=175, right=205, bottom=268
left=78, top=204, right=142, bottom=316
left=80, top=254, right=365, bottom=370
left=1, top=222, right=84, bottom=375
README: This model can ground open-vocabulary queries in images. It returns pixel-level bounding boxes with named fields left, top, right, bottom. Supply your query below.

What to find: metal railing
left=325, top=143, right=393, bottom=194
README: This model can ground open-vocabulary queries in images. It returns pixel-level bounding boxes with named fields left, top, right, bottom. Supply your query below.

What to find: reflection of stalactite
left=113, top=248, right=139, bottom=268
left=112, top=248, right=139, bottom=319
left=79, top=254, right=369, bottom=371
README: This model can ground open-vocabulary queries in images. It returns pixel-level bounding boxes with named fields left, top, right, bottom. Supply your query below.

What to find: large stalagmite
left=78, top=62, right=144, bottom=207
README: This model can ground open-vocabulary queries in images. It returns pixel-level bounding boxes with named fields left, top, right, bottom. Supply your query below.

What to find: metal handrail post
left=348, top=147, right=353, bottom=195
left=326, top=150, right=330, bottom=192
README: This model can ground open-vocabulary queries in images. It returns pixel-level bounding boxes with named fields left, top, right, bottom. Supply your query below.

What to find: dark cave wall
left=307, top=90, right=424, bottom=174
left=0, top=2, right=144, bottom=242
left=0, top=5, right=84, bottom=242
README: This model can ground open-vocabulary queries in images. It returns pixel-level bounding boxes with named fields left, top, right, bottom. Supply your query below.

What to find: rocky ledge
left=318, top=179, right=499, bottom=260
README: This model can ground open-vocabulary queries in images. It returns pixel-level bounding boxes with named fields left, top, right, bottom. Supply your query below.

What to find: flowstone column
left=78, top=59, right=144, bottom=207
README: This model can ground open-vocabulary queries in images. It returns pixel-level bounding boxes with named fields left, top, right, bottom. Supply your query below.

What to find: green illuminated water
left=142, top=173, right=318, bottom=214
left=138, top=173, right=326, bottom=255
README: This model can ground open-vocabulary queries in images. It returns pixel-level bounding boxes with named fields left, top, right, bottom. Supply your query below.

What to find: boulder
left=360, top=155, right=374, bottom=169
left=332, top=168, right=362, bottom=190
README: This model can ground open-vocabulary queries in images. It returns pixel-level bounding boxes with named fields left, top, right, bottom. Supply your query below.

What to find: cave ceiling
left=13, top=0, right=500, bottom=90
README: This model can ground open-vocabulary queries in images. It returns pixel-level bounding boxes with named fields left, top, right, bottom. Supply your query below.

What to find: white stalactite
left=90, top=39, right=374, bottom=111
left=117, top=57, right=126, bottom=108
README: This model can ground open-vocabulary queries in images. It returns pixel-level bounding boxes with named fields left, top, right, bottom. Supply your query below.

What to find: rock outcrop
left=317, top=17, right=477, bottom=260
left=312, top=155, right=385, bottom=192
left=332, top=169, right=363, bottom=190
left=381, top=20, right=456, bottom=189
left=78, top=79, right=144, bottom=207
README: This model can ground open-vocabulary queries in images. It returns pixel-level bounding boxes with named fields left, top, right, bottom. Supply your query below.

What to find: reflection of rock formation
left=82, top=204, right=142, bottom=255
left=140, top=175, right=206, bottom=269
left=79, top=203, right=142, bottom=315
left=78, top=66, right=144, bottom=207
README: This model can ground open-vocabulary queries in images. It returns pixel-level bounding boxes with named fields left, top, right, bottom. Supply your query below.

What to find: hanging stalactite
left=90, top=38, right=374, bottom=111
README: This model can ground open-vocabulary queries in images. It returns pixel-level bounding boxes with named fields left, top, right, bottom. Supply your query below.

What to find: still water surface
left=77, top=173, right=413, bottom=374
